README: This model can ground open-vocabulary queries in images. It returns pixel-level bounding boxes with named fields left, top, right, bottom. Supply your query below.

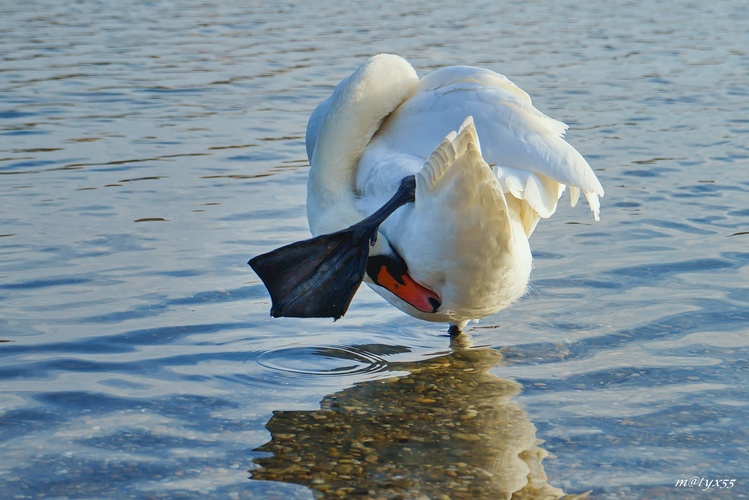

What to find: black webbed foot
left=249, top=176, right=416, bottom=320
left=249, top=227, right=372, bottom=320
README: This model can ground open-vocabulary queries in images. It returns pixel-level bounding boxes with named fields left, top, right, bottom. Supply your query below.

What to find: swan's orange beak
left=372, top=262, right=440, bottom=313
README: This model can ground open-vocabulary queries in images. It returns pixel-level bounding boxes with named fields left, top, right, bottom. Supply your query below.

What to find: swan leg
left=447, top=325, right=463, bottom=337
left=249, top=176, right=416, bottom=320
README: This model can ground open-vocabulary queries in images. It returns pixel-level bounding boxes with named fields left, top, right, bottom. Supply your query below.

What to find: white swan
left=250, top=54, right=603, bottom=333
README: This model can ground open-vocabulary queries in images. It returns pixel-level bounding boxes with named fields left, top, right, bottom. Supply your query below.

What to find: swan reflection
left=251, top=337, right=582, bottom=499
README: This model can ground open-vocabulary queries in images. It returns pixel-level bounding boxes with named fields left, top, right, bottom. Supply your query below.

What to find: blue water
left=2, top=0, right=749, bottom=498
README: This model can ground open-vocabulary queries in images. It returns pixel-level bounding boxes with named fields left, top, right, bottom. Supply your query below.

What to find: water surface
left=2, top=0, right=749, bottom=498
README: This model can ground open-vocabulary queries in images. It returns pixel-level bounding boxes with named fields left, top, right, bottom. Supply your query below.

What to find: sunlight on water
left=1, top=0, right=749, bottom=498
left=252, top=337, right=576, bottom=498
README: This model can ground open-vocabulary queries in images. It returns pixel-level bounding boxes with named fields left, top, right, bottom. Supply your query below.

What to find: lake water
left=2, top=0, right=748, bottom=498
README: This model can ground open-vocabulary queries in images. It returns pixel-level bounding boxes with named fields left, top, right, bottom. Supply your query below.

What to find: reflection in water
left=251, top=337, right=584, bottom=499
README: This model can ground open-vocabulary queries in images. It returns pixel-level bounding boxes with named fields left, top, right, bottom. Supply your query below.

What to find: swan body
left=300, top=54, right=602, bottom=328
left=250, top=54, right=602, bottom=330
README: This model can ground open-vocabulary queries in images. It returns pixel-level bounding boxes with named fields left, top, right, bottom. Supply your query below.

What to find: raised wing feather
left=363, top=66, right=603, bottom=229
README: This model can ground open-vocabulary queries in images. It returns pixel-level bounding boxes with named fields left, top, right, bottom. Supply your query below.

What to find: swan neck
left=306, top=55, right=418, bottom=236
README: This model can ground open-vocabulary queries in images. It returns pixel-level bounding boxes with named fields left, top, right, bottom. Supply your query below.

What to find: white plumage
left=304, top=54, right=603, bottom=328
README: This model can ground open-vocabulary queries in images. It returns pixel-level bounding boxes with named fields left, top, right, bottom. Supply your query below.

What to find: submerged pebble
left=252, top=340, right=588, bottom=498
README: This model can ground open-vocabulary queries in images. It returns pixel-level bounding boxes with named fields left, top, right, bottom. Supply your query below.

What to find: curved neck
left=306, top=55, right=418, bottom=236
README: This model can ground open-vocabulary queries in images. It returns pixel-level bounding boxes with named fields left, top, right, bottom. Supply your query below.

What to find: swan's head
left=363, top=236, right=441, bottom=316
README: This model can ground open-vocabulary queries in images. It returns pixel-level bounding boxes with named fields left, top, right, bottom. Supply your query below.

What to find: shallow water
left=2, top=0, right=749, bottom=498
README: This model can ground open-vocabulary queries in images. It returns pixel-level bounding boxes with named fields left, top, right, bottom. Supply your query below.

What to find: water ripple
left=257, top=344, right=402, bottom=377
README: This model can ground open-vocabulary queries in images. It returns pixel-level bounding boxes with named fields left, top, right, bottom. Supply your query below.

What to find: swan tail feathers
left=416, top=116, right=512, bottom=238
